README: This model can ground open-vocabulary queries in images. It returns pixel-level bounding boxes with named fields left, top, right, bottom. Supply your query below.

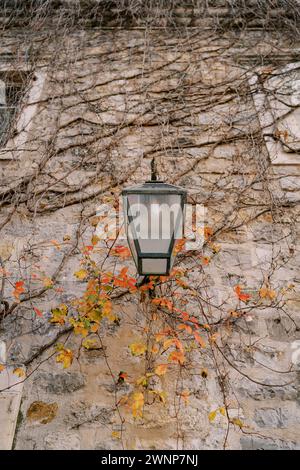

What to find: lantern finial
left=151, top=158, right=157, bottom=182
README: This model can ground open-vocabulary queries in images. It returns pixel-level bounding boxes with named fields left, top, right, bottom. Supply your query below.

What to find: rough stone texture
left=33, top=371, right=85, bottom=395
left=240, top=436, right=300, bottom=450
left=0, top=0, right=299, bottom=451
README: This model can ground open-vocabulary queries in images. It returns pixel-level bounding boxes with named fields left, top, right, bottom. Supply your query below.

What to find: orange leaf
left=155, top=364, right=168, bottom=376
left=13, top=367, right=25, bottom=378
left=168, top=350, right=185, bottom=365
left=13, top=280, right=25, bottom=300
left=204, top=226, right=213, bottom=240
left=234, top=285, right=250, bottom=302
left=180, top=390, right=189, bottom=405
left=111, top=245, right=131, bottom=259
left=178, top=323, right=193, bottom=334
left=194, top=331, right=206, bottom=348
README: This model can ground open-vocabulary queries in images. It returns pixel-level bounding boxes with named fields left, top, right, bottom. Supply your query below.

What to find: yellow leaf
left=129, top=342, right=147, bottom=356
left=50, top=304, right=68, bottom=325
left=111, top=431, right=121, bottom=440
left=13, top=367, right=25, bottom=378
left=56, top=348, right=73, bottom=369
left=155, top=364, right=168, bottom=376
left=149, top=390, right=167, bottom=404
left=209, top=410, right=217, bottom=422
left=219, top=407, right=226, bottom=417
left=132, top=392, right=144, bottom=419
left=0, top=364, right=5, bottom=373
left=136, top=375, right=148, bottom=387
left=74, top=269, right=88, bottom=280
left=231, top=417, right=243, bottom=428
left=82, top=339, right=98, bottom=350
left=70, top=319, right=89, bottom=337
left=259, top=286, right=277, bottom=300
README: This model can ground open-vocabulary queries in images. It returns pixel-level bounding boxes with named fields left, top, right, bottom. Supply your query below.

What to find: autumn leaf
left=90, top=323, right=99, bottom=333
left=74, top=269, right=88, bottom=280
left=111, top=245, right=131, bottom=259
left=50, top=304, right=68, bottom=325
left=173, top=239, right=185, bottom=254
left=152, top=297, right=173, bottom=311
left=71, top=319, right=89, bottom=337
left=204, top=226, right=213, bottom=240
left=201, top=256, right=210, bottom=265
left=13, top=280, right=25, bottom=300
left=111, top=431, right=121, bottom=440
left=194, top=331, right=206, bottom=348
left=209, top=407, right=226, bottom=422
left=149, top=389, right=167, bottom=404
left=168, top=350, right=185, bottom=365
left=136, top=375, right=150, bottom=387
left=82, top=338, right=98, bottom=350
left=0, top=364, right=5, bottom=373
left=132, top=392, right=144, bottom=418
left=129, top=342, right=147, bottom=356
left=259, top=286, right=276, bottom=300
left=43, top=277, right=54, bottom=289
left=180, top=390, right=189, bottom=405
left=155, top=364, right=168, bottom=376
left=13, top=367, right=25, bottom=378
left=177, top=323, right=193, bottom=334
left=163, top=338, right=176, bottom=350
left=56, top=347, right=73, bottom=369
left=33, top=307, right=43, bottom=317
left=91, top=234, right=100, bottom=246
left=234, top=285, right=250, bottom=303
left=231, top=417, right=243, bottom=428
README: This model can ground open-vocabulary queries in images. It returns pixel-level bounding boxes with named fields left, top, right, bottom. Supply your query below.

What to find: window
left=0, top=72, right=29, bottom=146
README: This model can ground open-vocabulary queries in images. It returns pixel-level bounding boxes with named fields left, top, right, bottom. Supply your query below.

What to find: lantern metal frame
left=122, top=180, right=187, bottom=277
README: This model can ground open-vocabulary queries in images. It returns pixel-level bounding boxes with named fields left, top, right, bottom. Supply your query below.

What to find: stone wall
left=0, top=1, right=299, bottom=450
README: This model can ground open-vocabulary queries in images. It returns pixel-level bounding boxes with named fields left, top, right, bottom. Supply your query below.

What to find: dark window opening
left=0, top=71, right=29, bottom=146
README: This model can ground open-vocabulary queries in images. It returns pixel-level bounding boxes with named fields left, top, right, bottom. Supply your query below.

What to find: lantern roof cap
left=122, top=181, right=187, bottom=195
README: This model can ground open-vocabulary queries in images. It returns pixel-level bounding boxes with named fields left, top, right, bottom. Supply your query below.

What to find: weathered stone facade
left=0, top=1, right=299, bottom=450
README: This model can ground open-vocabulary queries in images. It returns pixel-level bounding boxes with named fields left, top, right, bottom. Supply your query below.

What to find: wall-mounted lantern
left=122, top=165, right=187, bottom=277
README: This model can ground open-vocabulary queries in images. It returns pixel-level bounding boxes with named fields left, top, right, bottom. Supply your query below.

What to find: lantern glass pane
left=127, top=193, right=182, bottom=255
left=127, top=224, right=138, bottom=267
left=142, top=258, right=167, bottom=275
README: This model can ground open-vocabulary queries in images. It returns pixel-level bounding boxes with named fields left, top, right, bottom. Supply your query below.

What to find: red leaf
left=33, top=307, right=43, bottom=317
